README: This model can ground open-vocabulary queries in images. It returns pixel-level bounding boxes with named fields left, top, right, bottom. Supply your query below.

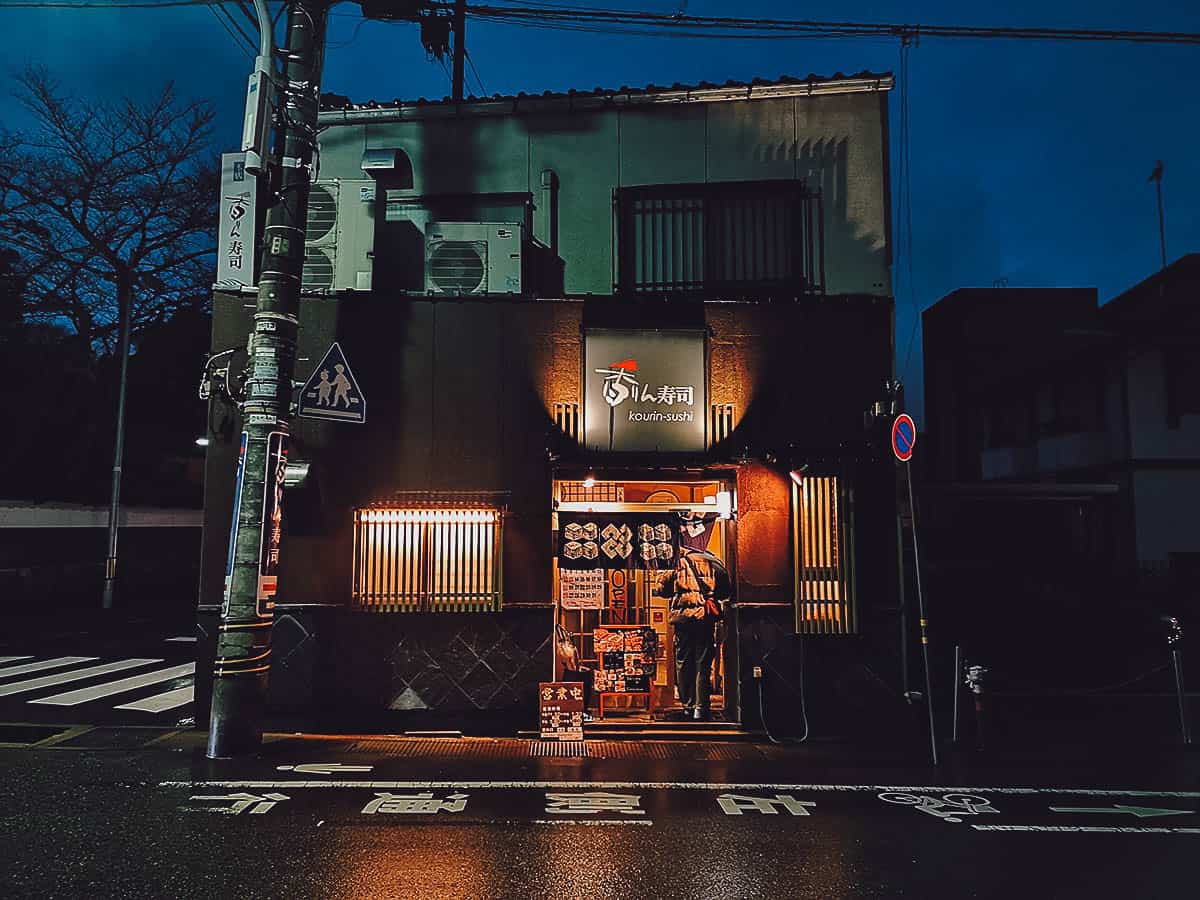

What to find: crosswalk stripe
left=115, top=684, right=195, bottom=713
left=0, top=656, right=34, bottom=665
left=0, top=659, right=161, bottom=697
left=0, top=657, right=98, bottom=679
left=30, top=663, right=195, bottom=706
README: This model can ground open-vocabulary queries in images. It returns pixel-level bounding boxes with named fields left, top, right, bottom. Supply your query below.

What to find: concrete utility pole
left=208, top=0, right=330, bottom=759
left=452, top=0, right=466, bottom=100
left=101, top=273, right=134, bottom=610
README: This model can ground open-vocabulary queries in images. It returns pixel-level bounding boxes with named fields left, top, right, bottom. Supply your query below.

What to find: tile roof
left=319, top=71, right=893, bottom=112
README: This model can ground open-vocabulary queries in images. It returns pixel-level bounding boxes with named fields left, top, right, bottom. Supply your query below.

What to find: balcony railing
left=615, top=180, right=824, bottom=298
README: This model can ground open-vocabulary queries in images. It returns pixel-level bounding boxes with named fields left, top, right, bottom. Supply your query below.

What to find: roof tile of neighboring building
left=319, top=71, right=894, bottom=114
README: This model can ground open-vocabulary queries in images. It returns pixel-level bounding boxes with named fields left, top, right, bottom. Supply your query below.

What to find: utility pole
left=207, top=0, right=330, bottom=759
left=452, top=0, right=466, bottom=100
left=101, top=273, right=134, bottom=610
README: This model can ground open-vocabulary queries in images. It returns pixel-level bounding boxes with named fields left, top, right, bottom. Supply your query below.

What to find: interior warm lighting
left=582, top=471, right=597, bottom=489
left=360, top=509, right=498, bottom=524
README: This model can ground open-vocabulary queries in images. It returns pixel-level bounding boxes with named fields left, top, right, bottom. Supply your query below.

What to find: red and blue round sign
left=892, top=413, right=916, bottom=462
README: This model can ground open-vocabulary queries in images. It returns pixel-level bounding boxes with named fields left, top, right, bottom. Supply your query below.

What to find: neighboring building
left=922, top=256, right=1200, bottom=628
left=198, top=73, right=900, bottom=734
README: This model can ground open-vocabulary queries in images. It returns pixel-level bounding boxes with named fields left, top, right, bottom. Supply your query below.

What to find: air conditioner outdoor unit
left=301, top=178, right=376, bottom=294
left=424, top=222, right=522, bottom=296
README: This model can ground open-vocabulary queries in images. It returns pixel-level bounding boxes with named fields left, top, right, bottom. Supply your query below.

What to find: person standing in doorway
left=658, top=545, right=731, bottom=721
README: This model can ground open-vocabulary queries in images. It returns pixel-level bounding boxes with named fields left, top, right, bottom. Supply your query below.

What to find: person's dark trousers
left=673, top=617, right=716, bottom=713
left=562, top=668, right=593, bottom=709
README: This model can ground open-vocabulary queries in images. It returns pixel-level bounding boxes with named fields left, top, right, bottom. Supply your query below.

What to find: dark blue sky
left=3, top=1, right=1198, bottom=420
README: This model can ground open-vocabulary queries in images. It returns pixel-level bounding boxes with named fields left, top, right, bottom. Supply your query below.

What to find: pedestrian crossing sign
left=298, top=342, right=366, bottom=424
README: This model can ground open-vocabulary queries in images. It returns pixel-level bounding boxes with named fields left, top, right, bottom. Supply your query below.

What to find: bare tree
left=0, top=66, right=218, bottom=358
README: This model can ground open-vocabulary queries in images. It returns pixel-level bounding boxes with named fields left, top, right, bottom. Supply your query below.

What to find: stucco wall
left=315, top=89, right=891, bottom=298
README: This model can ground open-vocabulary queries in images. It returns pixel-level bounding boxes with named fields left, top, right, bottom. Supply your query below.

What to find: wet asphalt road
left=2, top=735, right=1198, bottom=899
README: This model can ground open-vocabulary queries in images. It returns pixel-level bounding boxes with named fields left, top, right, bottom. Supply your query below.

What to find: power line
left=205, top=2, right=253, bottom=55
left=468, top=4, right=1200, bottom=45
left=2, top=1, right=1198, bottom=46
left=465, top=47, right=487, bottom=96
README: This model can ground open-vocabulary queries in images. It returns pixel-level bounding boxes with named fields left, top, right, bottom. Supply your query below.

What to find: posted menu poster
left=539, top=682, right=585, bottom=740
left=557, top=512, right=680, bottom=571
left=560, top=569, right=605, bottom=609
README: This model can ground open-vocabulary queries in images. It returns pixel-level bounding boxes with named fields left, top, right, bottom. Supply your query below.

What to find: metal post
left=897, top=513, right=910, bottom=698
left=1155, top=176, right=1166, bottom=272
left=207, top=0, right=329, bottom=759
left=102, top=277, right=134, bottom=610
left=452, top=0, right=466, bottom=101
left=906, top=461, right=938, bottom=765
left=951, top=644, right=961, bottom=745
left=1164, top=617, right=1192, bottom=746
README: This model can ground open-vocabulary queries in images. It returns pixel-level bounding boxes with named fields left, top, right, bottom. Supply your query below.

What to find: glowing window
left=792, top=475, right=857, bottom=635
left=353, top=508, right=503, bottom=612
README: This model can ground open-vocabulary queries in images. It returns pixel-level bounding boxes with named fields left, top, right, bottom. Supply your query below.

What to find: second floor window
left=615, top=180, right=824, bottom=298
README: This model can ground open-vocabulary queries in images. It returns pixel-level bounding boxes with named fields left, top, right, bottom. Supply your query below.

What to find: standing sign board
left=892, top=413, right=916, bottom=462
left=216, top=152, right=257, bottom=290
left=539, top=682, right=585, bottom=740
left=582, top=329, right=706, bottom=452
left=298, top=342, right=367, bottom=424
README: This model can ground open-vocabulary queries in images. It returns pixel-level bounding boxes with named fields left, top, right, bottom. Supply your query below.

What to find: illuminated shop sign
left=582, top=329, right=706, bottom=452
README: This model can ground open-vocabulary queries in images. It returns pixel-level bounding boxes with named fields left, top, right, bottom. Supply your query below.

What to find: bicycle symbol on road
left=878, top=792, right=1000, bottom=823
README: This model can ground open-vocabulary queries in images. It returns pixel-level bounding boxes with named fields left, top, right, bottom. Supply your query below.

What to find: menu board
left=593, top=627, right=658, bottom=694
left=560, top=569, right=605, bottom=610
left=539, top=682, right=585, bottom=740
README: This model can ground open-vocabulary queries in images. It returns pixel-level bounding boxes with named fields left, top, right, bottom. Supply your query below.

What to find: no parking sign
left=892, top=413, right=916, bottom=462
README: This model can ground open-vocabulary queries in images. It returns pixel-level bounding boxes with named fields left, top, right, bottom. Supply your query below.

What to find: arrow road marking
left=1049, top=804, right=1193, bottom=818
left=276, top=763, right=375, bottom=775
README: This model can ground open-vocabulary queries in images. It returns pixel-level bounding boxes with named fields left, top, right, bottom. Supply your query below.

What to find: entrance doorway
left=552, top=475, right=735, bottom=723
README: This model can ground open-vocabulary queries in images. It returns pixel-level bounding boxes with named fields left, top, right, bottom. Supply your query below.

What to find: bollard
left=951, top=645, right=962, bottom=745
left=965, top=663, right=988, bottom=751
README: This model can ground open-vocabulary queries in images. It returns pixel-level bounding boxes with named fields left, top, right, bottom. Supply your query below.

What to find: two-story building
left=922, top=256, right=1200, bottom=654
left=198, top=72, right=902, bottom=737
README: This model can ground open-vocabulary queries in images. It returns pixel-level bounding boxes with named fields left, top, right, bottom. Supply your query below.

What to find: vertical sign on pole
left=893, top=413, right=938, bottom=766
left=257, top=432, right=288, bottom=618
left=222, top=432, right=249, bottom=617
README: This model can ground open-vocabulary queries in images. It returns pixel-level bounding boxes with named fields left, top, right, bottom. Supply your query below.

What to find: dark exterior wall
left=202, top=293, right=894, bottom=611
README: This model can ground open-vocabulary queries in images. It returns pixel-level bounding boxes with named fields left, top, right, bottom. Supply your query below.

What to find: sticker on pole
left=892, top=413, right=916, bottom=462
left=298, top=342, right=366, bottom=423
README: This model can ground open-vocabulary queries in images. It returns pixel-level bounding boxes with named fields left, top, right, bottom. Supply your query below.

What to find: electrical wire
left=465, top=48, right=487, bottom=97
left=2, top=1, right=1198, bottom=46
left=205, top=1, right=253, bottom=56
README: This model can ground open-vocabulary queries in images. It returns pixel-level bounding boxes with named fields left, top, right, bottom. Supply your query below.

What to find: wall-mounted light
left=195, top=437, right=210, bottom=448
left=789, top=465, right=809, bottom=486
left=582, top=470, right=597, bottom=489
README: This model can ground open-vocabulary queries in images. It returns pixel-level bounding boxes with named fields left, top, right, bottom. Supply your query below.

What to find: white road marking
left=277, top=763, right=374, bottom=775
left=31, top=663, right=194, bottom=706
left=531, top=820, right=654, bottom=826
left=0, top=656, right=34, bottom=665
left=0, top=657, right=97, bottom=679
left=165, top=637, right=197, bottom=643
left=157, top=780, right=1200, bottom=798
left=115, top=684, right=195, bottom=713
left=973, top=825, right=1200, bottom=834
left=0, top=659, right=161, bottom=697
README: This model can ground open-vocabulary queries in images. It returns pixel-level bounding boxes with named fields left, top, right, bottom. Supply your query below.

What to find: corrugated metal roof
left=319, top=71, right=893, bottom=117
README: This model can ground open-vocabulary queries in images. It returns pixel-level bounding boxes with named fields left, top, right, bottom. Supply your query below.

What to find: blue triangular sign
left=298, top=342, right=366, bottom=424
